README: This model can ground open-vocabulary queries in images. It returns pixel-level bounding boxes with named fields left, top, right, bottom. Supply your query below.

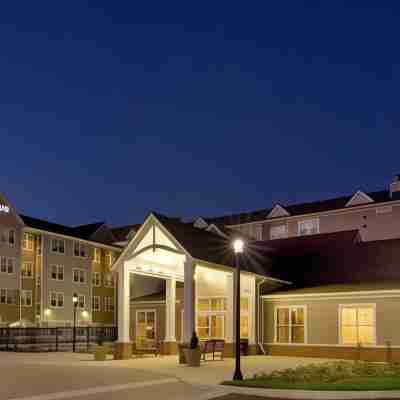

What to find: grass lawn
left=223, top=376, right=400, bottom=391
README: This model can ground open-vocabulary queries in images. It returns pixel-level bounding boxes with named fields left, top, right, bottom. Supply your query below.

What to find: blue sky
left=1, top=1, right=399, bottom=226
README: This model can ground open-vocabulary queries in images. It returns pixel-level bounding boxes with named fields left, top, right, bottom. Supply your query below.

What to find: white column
left=226, top=272, right=234, bottom=343
left=165, top=276, right=176, bottom=342
left=117, top=264, right=131, bottom=343
left=183, top=258, right=195, bottom=343
left=248, top=276, right=256, bottom=345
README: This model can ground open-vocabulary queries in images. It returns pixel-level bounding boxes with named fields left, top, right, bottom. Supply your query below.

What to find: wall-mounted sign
left=0, top=204, right=10, bottom=213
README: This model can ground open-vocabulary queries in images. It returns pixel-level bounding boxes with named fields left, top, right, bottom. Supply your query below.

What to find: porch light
left=44, top=308, right=51, bottom=316
left=81, top=310, right=89, bottom=318
left=233, top=238, right=244, bottom=254
left=72, top=293, right=78, bottom=304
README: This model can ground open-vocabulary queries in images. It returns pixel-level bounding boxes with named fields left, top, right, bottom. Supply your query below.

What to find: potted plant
left=94, top=330, right=108, bottom=361
left=184, top=332, right=201, bottom=367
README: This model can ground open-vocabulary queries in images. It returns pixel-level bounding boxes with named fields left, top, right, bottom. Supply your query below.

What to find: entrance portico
left=112, top=212, right=258, bottom=359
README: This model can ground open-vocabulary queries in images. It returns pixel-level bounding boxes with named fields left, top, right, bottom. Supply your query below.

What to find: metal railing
left=0, top=326, right=117, bottom=352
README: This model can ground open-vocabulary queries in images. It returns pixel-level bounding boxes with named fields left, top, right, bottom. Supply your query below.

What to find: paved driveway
left=0, top=352, right=333, bottom=400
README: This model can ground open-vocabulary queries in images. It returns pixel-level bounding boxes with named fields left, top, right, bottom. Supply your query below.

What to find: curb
left=214, top=385, right=400, bottom=399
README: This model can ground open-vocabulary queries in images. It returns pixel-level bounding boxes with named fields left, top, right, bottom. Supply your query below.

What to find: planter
left=94, top=345, right=108, bottom=361
left=184, top=348, right=201, bottom=367
left=178, top=344, right=188, bottom=364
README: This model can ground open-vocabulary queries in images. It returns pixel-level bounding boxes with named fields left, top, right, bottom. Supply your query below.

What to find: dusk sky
left=1, top=1, right=400, bottom=227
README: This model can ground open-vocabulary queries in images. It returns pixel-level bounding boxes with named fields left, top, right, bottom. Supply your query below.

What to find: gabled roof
left=204, top=190, right=392, bottom=226
left=267, top=204, right=290, bottom=218
left=110, top=224, right=142, bottom=242
left=345, top=191, right=374, bottom=207
left=20, top=214, right=120, bottom=247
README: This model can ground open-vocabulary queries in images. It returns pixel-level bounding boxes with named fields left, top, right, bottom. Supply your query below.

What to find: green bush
left=253, top=361, right=400, bottom=384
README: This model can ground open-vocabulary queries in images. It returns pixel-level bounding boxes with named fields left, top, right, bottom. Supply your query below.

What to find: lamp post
left=233, top=238, right=244, bottom=381
left=72, top=293, right=78, bottom=353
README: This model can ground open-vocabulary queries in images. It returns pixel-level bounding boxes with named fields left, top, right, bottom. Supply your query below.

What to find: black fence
left=0, top=326, right=117, bottom=352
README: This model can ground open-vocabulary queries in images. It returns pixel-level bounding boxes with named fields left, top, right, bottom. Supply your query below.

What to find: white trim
left=269, top=222, right=289, bottom=240
left=50, top=238, right=66, bottom=255
left=22, top=232, right=35, bottom=251
left=264, top=342, right=400, bottom=348
left=206, top=224, right=227, bottom=237
left=92, top=295, right=101, bottom=312
left=21, top=262, right=34, bottom=279
left=50, top=264, right=64, bottom=281
left=262, top=289, right=400, bottom=300
left=49, top=291, right=64, bottom=309
left=21, top=289, right=33, bottom=307
left=73, top=241, right=88, bottom=258
left=268, top=204, right=290, bottom=218
left=338, top=303, right=376, bottom=346
left=72, top=268, right=87, bottom=285
left=193, top=218, right=208, bottom=229
left=131, top=300, right=166, bottom=305
left=345, top=190, right=374, bottom=207
left=274, top=305, right=307, bottom=344
left=92, top=271, right=101, bottom=287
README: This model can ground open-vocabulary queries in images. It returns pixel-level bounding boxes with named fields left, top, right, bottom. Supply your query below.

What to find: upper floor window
left=270, top=224, right=288, bottom=240
left=298, top=218, right=319, bottom=236
left=92, top=272, right=101, bottom=287
left=50, top=291, right=64, bottom=308
left=92, top=295, right=100, bottom=311
left=22, top=262, right=33, bottom=278
left=51, top=238, right=65, bottom=254
left=23, top=233, right=34, bottom=251
left=50, top=265, right=64, bottom=281
left=104, top=296, right=114, bottom=312
left=74, top=241, right=87, bottom=258
left=105, top=251, right=114, bottom=267
left=239, top=224, right=263, bottom=240
left=36, top=235, right=42, bottom=255
left=94, top=248, right=101, bottom=263
left=21, top=290, right=32, bottom=307
left=77, top=294, right=85, bottom=309
left=72, top=269, right=87, bottom=284
left=1, top=229, right=15, bottom=247
left=0, top=288, right=17, bottom=305
left=340, top=305, right=375, bottom=345
left=0, top=257, right=15, bottom=274
left=104, top=272, right=114, bottom=288
left=275, top=306, right=306, bottom=344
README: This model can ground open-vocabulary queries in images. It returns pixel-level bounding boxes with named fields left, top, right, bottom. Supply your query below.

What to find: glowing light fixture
left=44, top=308, right=51, bottom=316
left=233, top=238, right=244, bottom=254
left=81, top=310, right=89, bottom=318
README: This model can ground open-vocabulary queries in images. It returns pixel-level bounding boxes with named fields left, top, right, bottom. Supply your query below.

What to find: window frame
left=136, top=309, right=157, bottom=341
left=73, top=241, right=87, bottom=258
left=0, top=288, right=17, bottom=305
left=49, top=291, right=64, bottom=309
left=51, top=238, right=65, bottom=255
left=0, top=256, right=15, bottom=274
left=196, top=296, right=227, bottom=340
left=77, top=294, right=85, bottom=309
left=274, top=305, right=307, bottom=344
left=104, top=296, right=115, bottom=312
left=23, top=232, right=35, bottom=251
left=72, top=268, right=87, bottom=285
left=92, top=295, right=101, bottom=312
left=104, top=272, right=114, bottom=288
left=338, top=303, right=376, bottom=346
left=50, top=265, right=64, bottom=281
left=92, top=271, right=101, bottom=287
left=269, top=223, right=289, bottom=240
left=21, top=289, right=33, bottom=307
left=94, top=248, right=101, bottom=263
left=22, top=262, right=34, bottom=279
left=297, top=218, right=320, bottom=236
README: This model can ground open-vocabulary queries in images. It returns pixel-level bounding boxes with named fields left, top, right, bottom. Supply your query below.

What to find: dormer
left=206, top=223, right=227, bottom=237
left=193, top=217, right=209, bottom=229
left=267, top=204, right=290, bottom=219
left=345, top=191, right=374, bottom=207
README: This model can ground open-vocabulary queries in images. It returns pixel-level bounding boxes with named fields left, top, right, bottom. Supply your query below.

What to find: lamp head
left=72, top=293, right=78, bottom=304
left=233, top=238, right=244, bottom=254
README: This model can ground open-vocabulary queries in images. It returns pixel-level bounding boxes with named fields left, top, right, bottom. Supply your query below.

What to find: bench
left=200, top=339, right=225, bottom=361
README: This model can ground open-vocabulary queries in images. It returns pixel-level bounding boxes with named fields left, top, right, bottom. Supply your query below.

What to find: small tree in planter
left=184, top=332, right=201, bottom=367
left=94, top=329, right=108, bottom=361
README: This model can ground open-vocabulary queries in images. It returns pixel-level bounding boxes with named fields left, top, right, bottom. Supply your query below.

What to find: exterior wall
left=263, top=294, right=400, bottom=361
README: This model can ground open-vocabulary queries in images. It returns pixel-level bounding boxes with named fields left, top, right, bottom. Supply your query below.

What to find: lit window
left=276, top=306, right=306, bottom=344
left=197, top=297, right=226, bottom=339
left=270, top=224, right=288, bottom=240
left=22, top=262, right=33, bottom=278
left=74, top=241, right=87, bottom=258
left=72, top=269, right=86, bottom=284
left=104, top=296, right=114, bottom=312
left=36, top=235, right=42, bottom=255
left=340, top=305, right=375, bottom=345
left=0, top=289, right=15, bottom=304
left=136, top=310, right=156, bottom=346
left=105, top=251, right=114, bottom=267
left=51, top=238, right=65, bottom=254
left=94, top=248, right=101, bottom=263
left=23, top=233, right=34, bottom=251
left=21, top=290, right=32, bottom=307
left=104, top=273, right=114, bottom=288
left=50, top=265, right=64, bottom=281
left=298, top=219, right=319, bottom=236
left=240, top=297, right=249, bottom=338
left=92, top=296, right=100, bottom=311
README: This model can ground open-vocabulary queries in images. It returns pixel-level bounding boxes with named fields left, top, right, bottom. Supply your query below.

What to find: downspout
left=257, top=278, right=267, bottom=355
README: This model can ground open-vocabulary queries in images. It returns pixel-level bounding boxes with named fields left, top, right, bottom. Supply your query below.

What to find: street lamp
left=72, top=293, right=78, bottom=353
left=232, top=238, right=244, bottom=381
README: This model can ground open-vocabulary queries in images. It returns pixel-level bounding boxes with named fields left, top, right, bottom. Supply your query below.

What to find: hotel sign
left=0, top=204, right=10, bottom=213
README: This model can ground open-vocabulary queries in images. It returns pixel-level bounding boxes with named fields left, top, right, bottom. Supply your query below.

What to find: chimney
left=390, top=175, right=400, bottom=200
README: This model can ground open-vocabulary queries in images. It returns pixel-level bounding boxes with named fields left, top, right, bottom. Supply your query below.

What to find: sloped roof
left=204, top=190, right=392, bottom=226
left=20, top=214, right=120, bottom=247
left=111, top=224, right=142, bottom=242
